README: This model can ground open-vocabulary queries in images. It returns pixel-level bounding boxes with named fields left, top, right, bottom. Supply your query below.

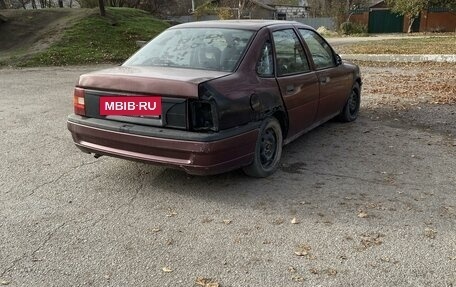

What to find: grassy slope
left=338, top=36, right=456, bottom=54
left=2, top=8, right=169, bottom=67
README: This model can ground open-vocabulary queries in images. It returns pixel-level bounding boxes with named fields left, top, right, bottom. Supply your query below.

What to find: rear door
left=298, top=29, right=351, bottom=122
left=272, top=28, right=319, bottom=138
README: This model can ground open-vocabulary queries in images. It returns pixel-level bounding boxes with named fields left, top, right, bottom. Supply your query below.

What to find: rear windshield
left=123, top=28, right=254, bottom=72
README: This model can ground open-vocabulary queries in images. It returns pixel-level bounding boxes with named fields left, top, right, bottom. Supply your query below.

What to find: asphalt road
left=1, top=66, right=455, bottom=286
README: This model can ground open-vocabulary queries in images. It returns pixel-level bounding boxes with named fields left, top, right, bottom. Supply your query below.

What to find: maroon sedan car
left=67, top=20, right=361, bottom=177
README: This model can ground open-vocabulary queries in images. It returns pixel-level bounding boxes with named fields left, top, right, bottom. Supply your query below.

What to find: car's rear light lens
left=190, top=100, right=218, bottom=132
left=73, top=87, right=85, bottom=116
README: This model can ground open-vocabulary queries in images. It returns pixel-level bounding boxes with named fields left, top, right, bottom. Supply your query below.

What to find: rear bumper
left=67, top=115, right=259, bottom=175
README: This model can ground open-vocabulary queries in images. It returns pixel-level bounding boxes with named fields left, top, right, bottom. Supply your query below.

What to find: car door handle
left=320, top=76, right=330, bottom=84
left=286, top=85, right=295, bottom=93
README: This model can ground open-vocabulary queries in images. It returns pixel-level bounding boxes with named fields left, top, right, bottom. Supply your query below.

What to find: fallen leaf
left=358, top=210, right=368, bottom=218
left=151, top=228, right=161, bottom=233
left=0, top=280, right=11, bottom=286
left=291, top=275, right=305, bottom=282
left=360, top=233, right=384, bottom=249
left=424, top=227, right=437, bottom=239
left=309, top=268, right=319, bottom=274
left=201, top=217, right=213, bottom=223
left=295, top=243, right=312, bottom=257
left=288, top=266, right=297, bottom=273
left=166, top=209, right=177, bottom=217
left=273, top=218, right=284, bottom=225
left=326, top=268, right=337, bottom=276
left=222, top=219, right=232, bottom=225
left=380, top=256, right=390, bottom=262
left=195, top=277, right=219, bottom=287
left=291, top=217, right=299, bottom=224
left=294, top=250, right=308, bottom=256
left=162, top=267, right=173, bottom=273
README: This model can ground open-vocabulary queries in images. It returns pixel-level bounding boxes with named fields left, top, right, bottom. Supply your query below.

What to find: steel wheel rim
left=259, top=128, right=277, bottom=168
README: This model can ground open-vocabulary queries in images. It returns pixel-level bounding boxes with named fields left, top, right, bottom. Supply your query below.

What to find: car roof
left=170, top=20, right=314, bottom=31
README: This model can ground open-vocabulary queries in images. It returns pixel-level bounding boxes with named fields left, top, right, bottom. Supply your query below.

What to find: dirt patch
left=361, top=63, right=456, bottom=105
left=0, top=8, right=95, bottom=58
left=360, top=62, right=456, bottom=137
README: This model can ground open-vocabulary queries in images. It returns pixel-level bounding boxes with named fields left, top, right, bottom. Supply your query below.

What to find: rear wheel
left=243, top=117, right=283, bottom=178
left=338, top=82, right=361, bottom=122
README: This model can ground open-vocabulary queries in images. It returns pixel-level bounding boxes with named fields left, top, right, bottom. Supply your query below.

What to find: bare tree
left=237, top=0, right=247, bottom=19
left=140, top=0, right=178, bottom=15
left=217, top=0, right=250, bottom=19
left=0, top=0, right=7, bottom=9
left=17, top=0, right=30, bottom=9
left=99, top=0, right=105, bottom=16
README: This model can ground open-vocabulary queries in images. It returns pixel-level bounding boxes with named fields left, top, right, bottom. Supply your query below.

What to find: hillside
left=0, top=8, right=170, bottom=66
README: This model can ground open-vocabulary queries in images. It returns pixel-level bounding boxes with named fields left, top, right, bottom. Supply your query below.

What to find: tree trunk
left=99, top=0, right=105, bottom=16
left=237, top=0, right=245, bottom=19
left=31, top=0, right=37, bottom=8
left=0, top=0, right=7, bottom=9
left=69, top=0, right=72, bottom=7
left=407, top=17, right=415, bottom=33
left=58, top=0, right=63, bottom=7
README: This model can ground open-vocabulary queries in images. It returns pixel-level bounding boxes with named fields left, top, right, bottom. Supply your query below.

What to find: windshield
left=123, top=28, right=254, bottom=72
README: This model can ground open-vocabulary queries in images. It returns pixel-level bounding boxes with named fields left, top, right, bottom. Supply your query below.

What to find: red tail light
left=73, top=87, right=85, bottom=116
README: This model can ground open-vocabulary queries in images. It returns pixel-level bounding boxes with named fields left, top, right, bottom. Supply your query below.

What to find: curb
left=340, top=54, right=456, bottom=63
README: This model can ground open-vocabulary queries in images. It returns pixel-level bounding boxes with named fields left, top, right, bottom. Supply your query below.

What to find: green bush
left=340, top=22, right=367, bottom=35
left=20, top=8, right=169, bottom=66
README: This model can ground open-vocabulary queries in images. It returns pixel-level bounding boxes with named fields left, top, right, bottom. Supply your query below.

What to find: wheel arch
left=272, top=110, right=288, bottom=140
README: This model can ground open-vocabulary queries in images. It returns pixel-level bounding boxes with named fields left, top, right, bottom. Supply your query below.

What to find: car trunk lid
left=77, top=66, right=230, bottom=130
left=78, top=66, right=230, bottom=98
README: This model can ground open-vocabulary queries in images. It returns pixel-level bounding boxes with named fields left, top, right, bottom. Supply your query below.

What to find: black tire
left=243, top=117, right=283, bottom=178
left=338, top=82, right=361, bottom=122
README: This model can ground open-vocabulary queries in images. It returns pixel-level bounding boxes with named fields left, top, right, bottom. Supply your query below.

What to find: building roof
left=250, top=0, right=276, bottom=11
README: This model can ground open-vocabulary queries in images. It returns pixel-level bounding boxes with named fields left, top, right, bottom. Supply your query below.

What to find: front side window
left=272, top=29, right=310, bottom=76
left=124, top=28, right=254, bottom=72
left=299, top=29, right=335, bottom=69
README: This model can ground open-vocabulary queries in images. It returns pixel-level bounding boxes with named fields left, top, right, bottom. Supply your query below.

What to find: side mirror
left=335, top=54, right=343, bottom=65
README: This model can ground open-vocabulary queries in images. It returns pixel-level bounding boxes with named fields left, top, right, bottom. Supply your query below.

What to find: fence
left=292, top=17, right=336, bottom=30
left=167, top=15, right=336, bottom=30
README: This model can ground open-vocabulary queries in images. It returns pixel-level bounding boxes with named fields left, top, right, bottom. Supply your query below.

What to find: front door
left=299, top=29, right=351, bottom=121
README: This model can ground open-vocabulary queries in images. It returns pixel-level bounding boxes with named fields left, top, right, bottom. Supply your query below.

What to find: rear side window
left=272, top=29, right=310, bottom=76
left=299, top=29, right=335, bottom=69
